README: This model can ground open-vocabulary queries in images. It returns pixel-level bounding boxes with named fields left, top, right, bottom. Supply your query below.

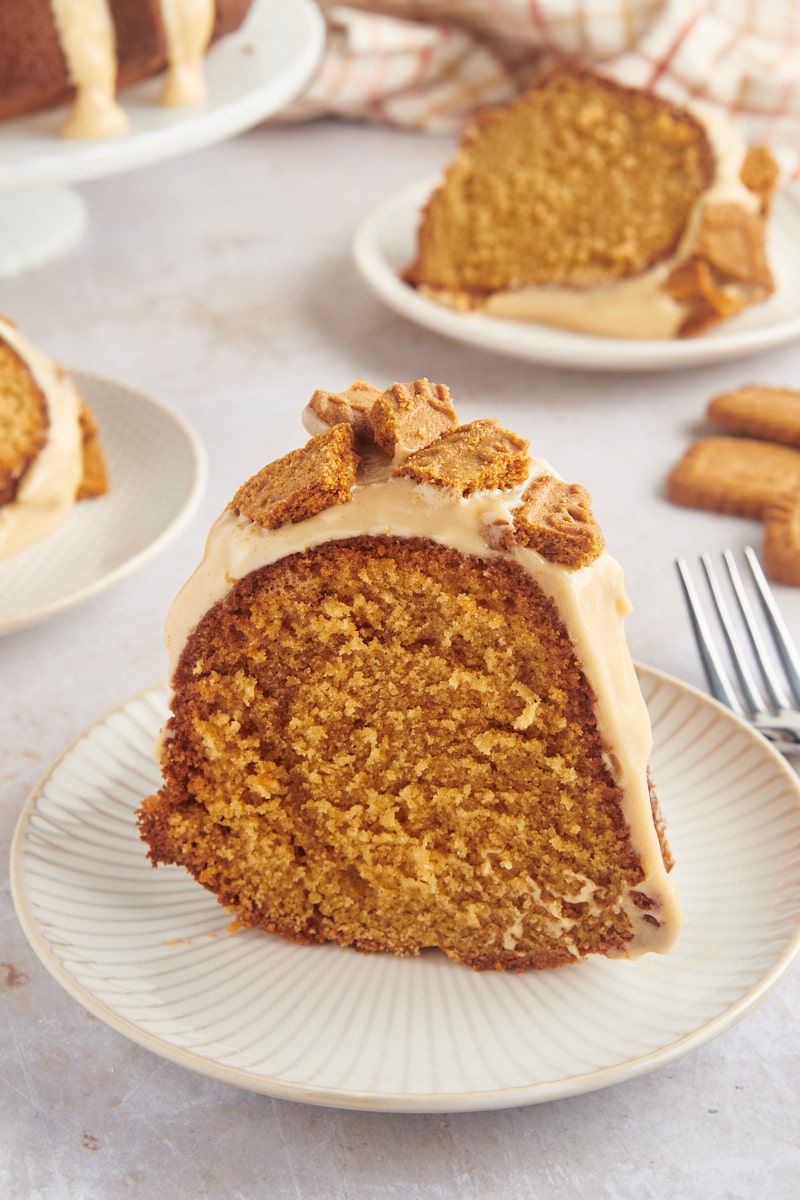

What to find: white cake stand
left=0, top=0, right=324, bottom=278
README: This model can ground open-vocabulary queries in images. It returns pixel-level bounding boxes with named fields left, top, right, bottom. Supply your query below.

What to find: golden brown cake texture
left=0, top=1, right=253, bottom=136
left=404, top=67, right=777, bottom=338
left=138, top=378, right=680, bottom=971
left=0, top=315, right=108, bottom=558
left=0, top=338, right=49, bottom=508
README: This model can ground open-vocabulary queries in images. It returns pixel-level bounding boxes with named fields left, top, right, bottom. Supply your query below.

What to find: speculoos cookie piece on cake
left=231, top=422, right=360, bottom=530
left=306, top=380, right=382, bottom=443
left=393, top=418, right=530, bottom=495
left=512, top=476, right=605, bottom=568
left=369, top=378, right=459, bottom=461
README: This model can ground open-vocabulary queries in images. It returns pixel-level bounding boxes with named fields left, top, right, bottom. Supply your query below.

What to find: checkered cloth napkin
left=284, top=0, right=800, bottom=184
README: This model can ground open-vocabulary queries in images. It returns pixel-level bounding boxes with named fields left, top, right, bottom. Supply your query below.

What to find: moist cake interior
left=405, top=67, right=713, bottom=295
left=139, top=379, right=680, bottom=971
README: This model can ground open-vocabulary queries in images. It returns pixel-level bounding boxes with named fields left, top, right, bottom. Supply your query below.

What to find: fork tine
left=744, top=546, right=800, bottom=704
left=675, top=557, right=747, bottom=716
left=701, top=553, right=773, bottom=714
left=722, top=549, right=793, bottom=711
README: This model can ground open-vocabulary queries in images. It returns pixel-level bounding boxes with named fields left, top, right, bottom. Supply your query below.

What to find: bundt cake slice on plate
left=138, top=379, right=681, bottom=971
left=404, top=67, right=777, bottom=338
left=0, top=315, right=108, bottom=560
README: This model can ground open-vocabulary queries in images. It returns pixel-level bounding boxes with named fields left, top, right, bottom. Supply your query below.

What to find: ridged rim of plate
left=0, top=373, right=206, bottom=634
left=10, top=664, right=800, bottom=1112
left=0, top=0, right=325, bottom=188
left=352, top=177, right=800, bottom=372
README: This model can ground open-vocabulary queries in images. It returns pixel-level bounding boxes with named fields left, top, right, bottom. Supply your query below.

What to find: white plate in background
left=10, top=665, right=800, bottom=1111
left=353, top=177, right=800, bottom=372
left=0, top=373, right=205, bottom=634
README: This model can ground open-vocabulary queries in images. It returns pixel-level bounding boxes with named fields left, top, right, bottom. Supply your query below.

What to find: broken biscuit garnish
left=232, top=423, right=359, bottom=530
left=394, top=419, right=530, bottom=496
left=370, top=378, right=458, bottom=461
left=512, top=476, right=605, bottom=568
left=306, top=380, right=381, bottom=442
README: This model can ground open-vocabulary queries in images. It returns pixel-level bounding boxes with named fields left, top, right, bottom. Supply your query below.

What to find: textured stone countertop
left=1, top=116, right=799, bottom=1200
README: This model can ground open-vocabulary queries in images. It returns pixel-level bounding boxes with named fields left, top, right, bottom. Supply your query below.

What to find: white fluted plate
left=353, top=178, right=800, bottom=371
left=10, top=665, right=800, bottom=1112
left=0, top=373, right=205, bottom=634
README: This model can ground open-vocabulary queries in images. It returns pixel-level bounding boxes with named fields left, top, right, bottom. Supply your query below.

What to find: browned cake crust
left=138, top=536, right=647, bottom=971
left=0, top=327, right=108, bottom=509
left=404, top=66, right=714, bottom=295
left=76, top=401, right=110, bottom=500
left=0, top=336, right=48, bottom=507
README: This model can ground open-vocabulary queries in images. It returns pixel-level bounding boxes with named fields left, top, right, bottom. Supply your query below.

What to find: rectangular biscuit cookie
left=667, top=437, right=800, bottom=518
left=707, top=385, right=800, bottom=447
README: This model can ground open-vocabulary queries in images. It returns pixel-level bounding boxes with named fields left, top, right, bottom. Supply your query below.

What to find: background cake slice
left=0, top=315, right=108, bottom=560
left=404, top=66, right=777, bottom=339
left=138, top=379, right=681, bottom=971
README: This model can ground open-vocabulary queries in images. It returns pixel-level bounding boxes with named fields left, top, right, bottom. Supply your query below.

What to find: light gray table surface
left=1, top=117, right=799, bottom=1200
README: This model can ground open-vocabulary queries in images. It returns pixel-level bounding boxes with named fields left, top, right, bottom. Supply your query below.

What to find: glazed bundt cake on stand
left=0, top=0, right=254, bottom=138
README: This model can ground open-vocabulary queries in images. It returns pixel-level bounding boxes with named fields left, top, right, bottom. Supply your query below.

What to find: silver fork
left=676, top=546, right=800, bottom=755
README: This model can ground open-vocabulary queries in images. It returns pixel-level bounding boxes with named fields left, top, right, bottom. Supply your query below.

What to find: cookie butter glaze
left=159, top=0, right=216, bottom=106
left=0, top=320, right=84, bottom=559
left=162, top=446, right=682, bottom=959
left=424, top=106, right=762, bottom=339
left=50, top=0, right=128, bottom=138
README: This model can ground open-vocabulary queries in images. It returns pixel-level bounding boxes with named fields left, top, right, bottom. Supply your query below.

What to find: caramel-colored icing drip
left=159, top=0, right=216, bottom=107
left=50, top=0, right=219, bottom=137
left=50, top=0, right=128, bottom=139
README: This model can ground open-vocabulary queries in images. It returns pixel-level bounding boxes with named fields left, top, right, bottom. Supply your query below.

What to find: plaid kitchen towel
left=283, top=0, right=800, bottom=182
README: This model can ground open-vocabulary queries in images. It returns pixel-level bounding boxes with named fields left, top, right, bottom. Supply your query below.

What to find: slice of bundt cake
left=0, top=0, right=253, bottom=138
left=138, top=379, right=681, bottom=971
left=0, top=315, right=108, bottom=559
left=404, top=67, right=777, bottom=338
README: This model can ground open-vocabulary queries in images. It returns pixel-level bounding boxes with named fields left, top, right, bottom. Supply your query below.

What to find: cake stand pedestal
left=0, top=0, right=323, bottom=278
left=0, top=187, right=87, bottom=279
